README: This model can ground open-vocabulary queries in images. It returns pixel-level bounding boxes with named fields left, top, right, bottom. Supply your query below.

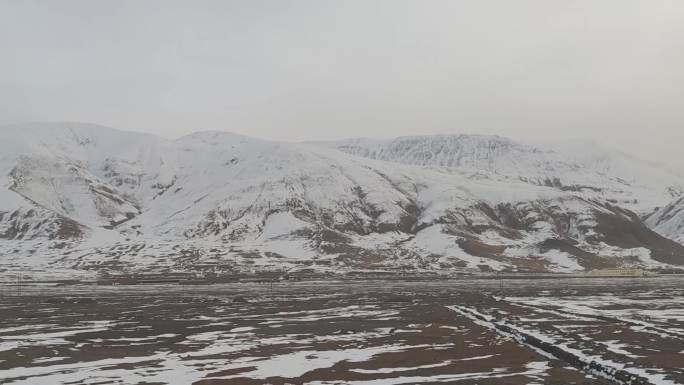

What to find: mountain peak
left=176, top=130, right=264, bottom=144
left=2, top=124, right=684, bottom=278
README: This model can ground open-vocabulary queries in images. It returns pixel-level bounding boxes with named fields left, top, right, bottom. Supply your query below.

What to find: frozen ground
left=0, top=277, right=682, bottom=384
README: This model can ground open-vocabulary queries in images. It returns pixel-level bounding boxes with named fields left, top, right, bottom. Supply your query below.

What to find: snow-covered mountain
left=321, top=135, right=683, bottom=213
left=1, top=123, right=683, bottom=278
left=645, top=197, right=684, bottom=244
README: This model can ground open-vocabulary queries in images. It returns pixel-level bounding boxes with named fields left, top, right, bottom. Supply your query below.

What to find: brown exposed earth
left=0, top=277, right=682, bottom=384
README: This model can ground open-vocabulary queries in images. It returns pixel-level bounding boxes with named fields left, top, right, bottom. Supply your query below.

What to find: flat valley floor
left=1, top=277, right=683, bottom=385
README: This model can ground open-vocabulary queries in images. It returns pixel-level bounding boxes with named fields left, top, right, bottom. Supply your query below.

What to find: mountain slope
left=1, top=123, right=683, bottom=278
left=645, top=197, right=684, bottom=244
left=320, top=135, right=684, bottom=213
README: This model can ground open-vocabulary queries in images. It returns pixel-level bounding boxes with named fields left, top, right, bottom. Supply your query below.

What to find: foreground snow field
left=1, top=278, right=682, bottom=385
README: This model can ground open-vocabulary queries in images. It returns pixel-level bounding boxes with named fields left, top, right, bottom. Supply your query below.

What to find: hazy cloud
left=1, top=0, right=683, bottom=171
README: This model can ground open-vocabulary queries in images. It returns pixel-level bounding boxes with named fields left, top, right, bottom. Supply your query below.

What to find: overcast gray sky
left=1, top=0, right=683, bottom=171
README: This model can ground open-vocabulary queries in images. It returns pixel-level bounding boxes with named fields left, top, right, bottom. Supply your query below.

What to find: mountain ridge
left=1, top=122, right=683, bottom=278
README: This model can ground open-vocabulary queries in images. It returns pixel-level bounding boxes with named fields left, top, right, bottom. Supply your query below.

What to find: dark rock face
left=0, top=208, right=84, bottom=240
left=595, top=211, right=684, bottom=265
